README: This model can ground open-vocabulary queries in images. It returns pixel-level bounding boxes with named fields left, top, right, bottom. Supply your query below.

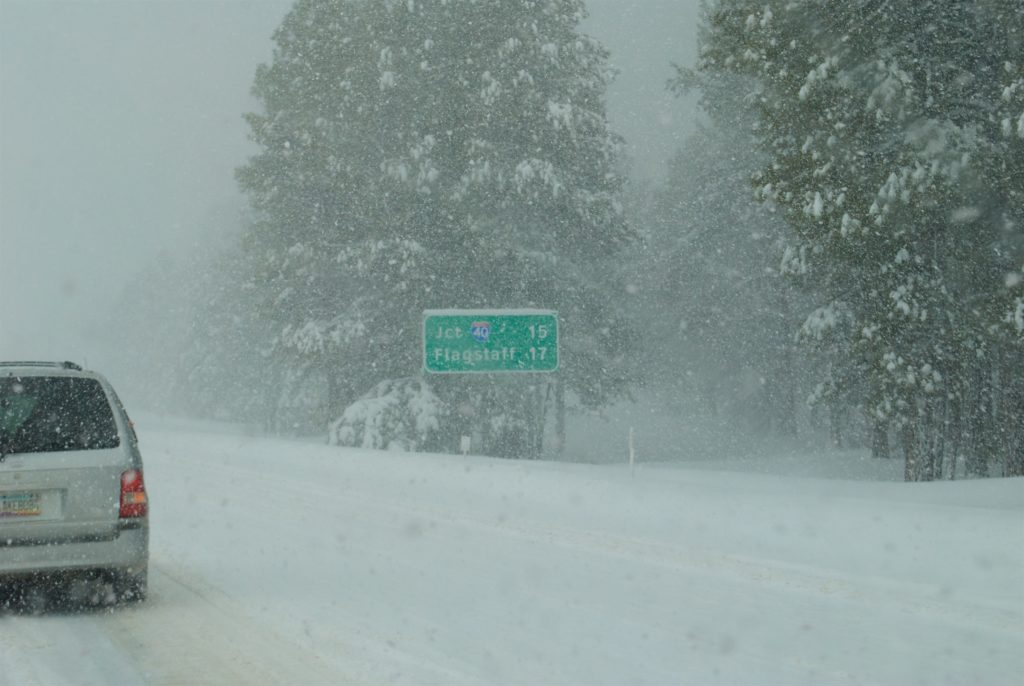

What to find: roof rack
left=0, top=361, right=83, bottom=371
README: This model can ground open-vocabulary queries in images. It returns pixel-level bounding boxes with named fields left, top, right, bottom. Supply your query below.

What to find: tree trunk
left=1007, top=436, right=1024, bottom=477
left=933, top=394, right=947, bottom=480
left=870, top=417, right=890, bottom=459
left=966, top=362, right=993, bottom=477
left=777, top=349, right=798, bottom=438
left=902, top=423, right=919, bottom=482
left=774, top=293, right=798, bottom=438
left=829, top=401, right=843, bottom=449
left=1005, top=370, right=1024, bottom=477
left=920, top=396, right=937, bottom=481
left=326, top=368, right=344, bottom=419
left=947, top=392, right=962, bottom=479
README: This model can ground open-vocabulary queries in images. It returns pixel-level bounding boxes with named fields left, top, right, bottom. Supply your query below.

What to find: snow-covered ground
left=1, top=415, right=1022, bottom=685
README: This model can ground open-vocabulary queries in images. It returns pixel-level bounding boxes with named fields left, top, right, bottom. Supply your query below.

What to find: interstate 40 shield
left=423, top=310, right=558, bottom=373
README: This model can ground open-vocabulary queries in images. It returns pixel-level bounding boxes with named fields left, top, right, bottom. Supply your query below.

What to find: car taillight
left=120, top=469, right=148, bottom=518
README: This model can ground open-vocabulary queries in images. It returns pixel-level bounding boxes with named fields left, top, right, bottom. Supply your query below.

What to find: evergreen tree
left=687, top=0, right=1023, bottom=478
left=234, top=0, right=635, bottom=454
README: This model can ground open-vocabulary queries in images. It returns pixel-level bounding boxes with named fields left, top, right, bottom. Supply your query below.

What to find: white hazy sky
left=0, top=0, right=699, bottom=363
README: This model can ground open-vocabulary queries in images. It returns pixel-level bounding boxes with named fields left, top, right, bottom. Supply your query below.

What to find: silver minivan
left=0, top=361, right=149, bottom=605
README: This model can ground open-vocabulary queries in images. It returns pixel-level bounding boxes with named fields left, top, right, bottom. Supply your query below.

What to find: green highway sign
left=423, top=310, right=558, bottom=373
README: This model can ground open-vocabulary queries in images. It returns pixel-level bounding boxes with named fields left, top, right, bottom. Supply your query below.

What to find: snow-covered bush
left=484, top=412, right=531, bottom=459
left=328, top=377, right=447, bottom=452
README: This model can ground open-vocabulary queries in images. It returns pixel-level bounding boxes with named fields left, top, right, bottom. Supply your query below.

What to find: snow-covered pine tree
left=235, top=0, right=634, bottom=454
left=690, top=0, right=1023, bottom=478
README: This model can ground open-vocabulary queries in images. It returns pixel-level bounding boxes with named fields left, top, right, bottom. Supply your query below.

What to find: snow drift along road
left=1, top=416, right=1022, bottom=685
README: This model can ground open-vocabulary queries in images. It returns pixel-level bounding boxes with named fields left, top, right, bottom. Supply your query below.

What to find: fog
left=0, top=0, right=699, bottom=366
left=5, top=0, right=1016, bottom=478
left=0, top=1, right=287, bottom=359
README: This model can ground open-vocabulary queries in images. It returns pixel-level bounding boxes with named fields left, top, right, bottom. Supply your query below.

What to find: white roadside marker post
left=629, top=426, right=636, bottom=477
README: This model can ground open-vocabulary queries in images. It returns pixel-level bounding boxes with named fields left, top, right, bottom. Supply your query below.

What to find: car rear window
left=0, top=376, right=120, bottom=454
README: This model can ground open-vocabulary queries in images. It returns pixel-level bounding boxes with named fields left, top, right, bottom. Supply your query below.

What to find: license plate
left=0, top=492, right=42, bottom=517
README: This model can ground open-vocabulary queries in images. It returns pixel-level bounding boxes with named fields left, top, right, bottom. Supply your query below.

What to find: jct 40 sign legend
left=423, top=310, right=558, bottom=373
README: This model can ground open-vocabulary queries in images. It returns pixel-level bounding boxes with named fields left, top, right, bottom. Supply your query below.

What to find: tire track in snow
left=95, top=560, right=360, bottom=685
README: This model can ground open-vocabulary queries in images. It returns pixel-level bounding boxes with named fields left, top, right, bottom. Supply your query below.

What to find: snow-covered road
left=2, top=418, right=1022, bottom=685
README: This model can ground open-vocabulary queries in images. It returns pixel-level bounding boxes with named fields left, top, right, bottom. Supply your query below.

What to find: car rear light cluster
left=120, top=468, right=148, bottom=518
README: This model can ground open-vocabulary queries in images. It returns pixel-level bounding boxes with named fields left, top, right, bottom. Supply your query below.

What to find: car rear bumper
left=0, top=522, right=148, bottom=576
